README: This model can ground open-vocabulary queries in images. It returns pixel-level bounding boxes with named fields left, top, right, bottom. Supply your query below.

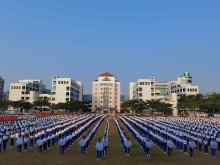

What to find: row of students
left=95, top=120, right=110, bottom=160
left=120, top=117, right=155, bottom=157
left=13, top=115, right=100, bottom=153
left=137, top=116, right=220, bottom=157
left=126, top=116, right=219, bottom=158
left=79, top=117, right=105, bottom=155
left=115, top=119, right=132, bottom=156
left=57, top=115, right=103, bottom=154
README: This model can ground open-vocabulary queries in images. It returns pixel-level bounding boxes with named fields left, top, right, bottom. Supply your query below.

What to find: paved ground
left=1, top=117, right=220, bottom=165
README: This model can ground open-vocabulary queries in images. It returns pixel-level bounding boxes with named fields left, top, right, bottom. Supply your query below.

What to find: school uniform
left=79, top=138, right=86, bottom=154
left=124, top=140, right=132, bottom=154
left=96, top=141, right=104, bottom=159
left=188, top=141, right=196, bottom=157
left=58, top=138, right=65, bottom=154
left=103, top=136, right=109, bottom=156
left=167, top=140, right=175, bottom=156
left=36, top=138, right=43, bottom=152
left=143, top=138, right=154, bottom=155
left=2, top=134, right=8, bottom=152
left=0, top=137, right=2, bottom=152
left=16, top=137, right=23, bottom=152
left=210, top=140, right=218, bottom=157
left=203, top=140, right=209, bottom=154
left=216, top=137, right=220, bottom=151
left=24, top=137, right=29, bottom=150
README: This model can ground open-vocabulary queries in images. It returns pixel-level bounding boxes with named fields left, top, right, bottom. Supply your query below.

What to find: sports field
left=0, top=117, right=220, bottom=165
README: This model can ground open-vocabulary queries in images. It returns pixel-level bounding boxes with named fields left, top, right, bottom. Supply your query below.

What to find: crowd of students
left=121, top=116, right=220, bottom=158
left=0, top=114, right=104, bottom=154
left=1, top=114, right=220, bottom=160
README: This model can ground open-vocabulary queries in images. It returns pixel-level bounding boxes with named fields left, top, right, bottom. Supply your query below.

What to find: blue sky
left=0, top=0, right=220, bottom=94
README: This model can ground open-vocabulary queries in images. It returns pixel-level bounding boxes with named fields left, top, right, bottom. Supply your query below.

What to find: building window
left=66, top=86, right=70, bottom=90
left=138, top=87, right=142, bottom=91
left=66, top=92, right=70, bottom=96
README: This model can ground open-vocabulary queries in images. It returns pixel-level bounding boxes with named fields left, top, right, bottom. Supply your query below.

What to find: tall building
left=129, top=78, right=169, bottom=101
left=50, top=77, right=83, bottom=104
left=0, top=76, right=4, bottom=101
left=92, top=72, right=121, bottom=112
left=9, top=80, right=45, bottom=103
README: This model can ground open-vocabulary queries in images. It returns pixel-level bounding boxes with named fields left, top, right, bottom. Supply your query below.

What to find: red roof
left=99, top=72, right=114, bottom=77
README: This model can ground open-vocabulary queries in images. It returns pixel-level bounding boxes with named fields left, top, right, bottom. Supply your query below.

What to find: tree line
left=178, top=93, right=220, bottom=116
left=121, top=99, right=173, bottom=116
left=0, top=99, right=91, bottom=113
left=121, top=93, right=220, bottom=116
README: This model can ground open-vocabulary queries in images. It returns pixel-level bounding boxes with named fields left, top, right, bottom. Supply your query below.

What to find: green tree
left=177, top=95, right=203, bottom=116
left=9, top=101, right=33, bottom=113
left=146, top=99, right=173, bottom=116
left=0, top=100, right=9, bottom=112
left=201, top=93, right=220, bottom=115
left=121, top=100, right=148, bottom=114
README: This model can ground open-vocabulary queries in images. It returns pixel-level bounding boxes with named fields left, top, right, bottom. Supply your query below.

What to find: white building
left=169, top=72, right=199, bottom=96
left=92, top=72, right=121, bottom=113
left=9, top=80, right=45, bottom=103
left=129, top=72, right=200, bottom=116
left=0, top=76, right=4, bottom=101
left=129, top=78, right=169, bottom=101
left=50, top=77, right=83, bottom=104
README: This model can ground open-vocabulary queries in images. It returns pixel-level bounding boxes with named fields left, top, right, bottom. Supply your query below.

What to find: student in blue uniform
left=0, top=136, right=2, bottom=152
left=2, top=133, right=9, bottom=152
left=188, top=140, right=196, bottom=157
left=16, top=134, right=23, bottom=152
left=216, top=137, right=220, bottom=151
left=80, top=136, right=86, bottom=154
left=96, top=138, right=104, bottom=160
left=36, top=137, right=43, bottom=152
left=23, top=135, right=29, bottom=151
left=203, top=139, right=209, bottom=154
left=210, top=139, right=218, bottom=158
left=167, top=139, right=175, bottom=156
left=143, top=137, right=154, bottom=158
left=103, top=135, right=109, bottom=156
left=58, top=135, right=65, bottom=154
left=124, top=137, right=132, bottom=156
left=10, top=133, right=15, bottom=146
